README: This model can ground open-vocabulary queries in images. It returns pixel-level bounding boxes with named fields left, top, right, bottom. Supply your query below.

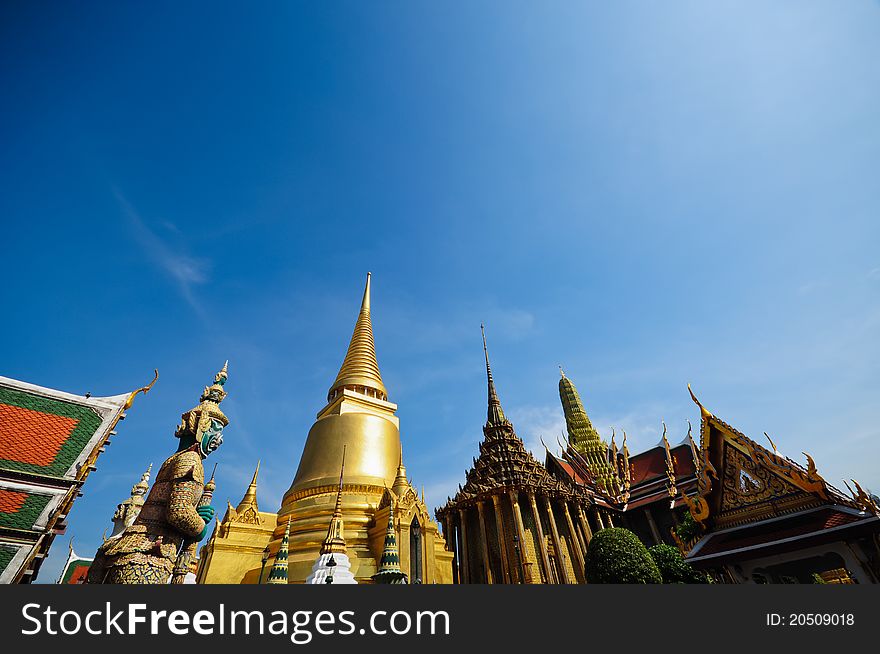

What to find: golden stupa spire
left=392, top=449, right=408, bottom=497
left=328, top=272, right=388, bottom=401
left=320, top=448, right=348, bottom=555
left=236, top=460, right=260, bottom=514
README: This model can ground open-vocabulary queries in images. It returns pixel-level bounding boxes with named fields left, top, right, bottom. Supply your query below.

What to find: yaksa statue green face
left=198, top=418, right=225, bottom=458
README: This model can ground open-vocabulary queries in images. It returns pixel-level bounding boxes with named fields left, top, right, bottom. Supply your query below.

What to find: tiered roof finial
left=266, top=518, right=290, bottom=584
left=235, top=460, right=261, bottom=516
left=108, top=462, right=154, bottom=539
left=328, top=272, right=388, bottom=401
left=481, top=324, right=507, bottom=426
left=392, top=449, right=408, bottom=497
left=371, top=498, right=408, bottom=584
left=320, top=448, right=348, bottom=555
left=558, top=371, right=628, bottom=500
left=134, top=463, right=152, bottom=495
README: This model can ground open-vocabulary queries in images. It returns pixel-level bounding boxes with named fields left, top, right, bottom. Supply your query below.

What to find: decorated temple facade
left=0, top=373, right=154, bottom=583
left=439, top=354, right=880, bottom=584
left=197, top=273, right=453, bottom=583
left=435, top=329, right=595, bottom=584
left=675, top=387, right=880, bottom=584
left=546, top=369, right=699, bottom=548
left=196, top=461, right=279, bottom=584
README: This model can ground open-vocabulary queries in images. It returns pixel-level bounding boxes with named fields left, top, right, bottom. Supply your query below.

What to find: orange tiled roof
left=0, top=489, right=29, bottom=514
left=0, top=404, right=78, bottom=467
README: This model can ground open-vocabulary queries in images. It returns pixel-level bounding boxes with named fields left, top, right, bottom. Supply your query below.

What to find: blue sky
left=1, top=2, right=878, bottom=582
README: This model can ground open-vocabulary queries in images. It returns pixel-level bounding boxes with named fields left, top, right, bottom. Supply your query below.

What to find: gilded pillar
left=528, top=491, right=553, bottom=584
left=561, top=502, right=585, bottom=582
left=458, top=508, right=470, bottom=584
left=476, top=501, right=494, bottom=584
left=569, top=502, right=588, bottom=554
left=577, top=505, right=593, bottom=546
left=509, top=491, right=530, bottom=583
left=605, top=511, right=615, bottom=528
left=644, top=506, right=662, bottom=546
left=543, top=496, right=570, bottom=583
left=491, top=494, right=511, bottom=583
left=595, top=508, right=605, bottom=530
left=444, top=514, right=459, bottom=584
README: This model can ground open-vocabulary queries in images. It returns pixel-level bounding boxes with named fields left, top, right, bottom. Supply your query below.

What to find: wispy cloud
left=506, top=404, right=565, bottom=459
left=114, top=189, right=211, bottom=316
left=797, top=280, right=829, bottom=296
left=508, top=401, right=680, bottom=461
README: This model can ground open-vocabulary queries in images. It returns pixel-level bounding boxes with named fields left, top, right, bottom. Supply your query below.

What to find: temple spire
left=305, top=448, right=357, bottom=584
left=371, top=498, right=408, bottom=584
left=392, top=450, right=408, bottom=497
left=328, top=272, right=388, bottom=402
left=481, top=324, right=507, bottom=426
left=558, top=370, right=617, bottom=495
left=236, top=460, right=260, bottom=514
left=320, top=448, right=348, bottom=556
left=266, top=519, right=290, bottom=584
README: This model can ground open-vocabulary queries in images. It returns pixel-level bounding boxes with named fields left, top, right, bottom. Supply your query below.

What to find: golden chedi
left=197, top=273, right=453, bottom=583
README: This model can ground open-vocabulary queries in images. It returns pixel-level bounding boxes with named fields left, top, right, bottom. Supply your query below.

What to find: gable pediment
left=703, top=419, right=825, bottom=528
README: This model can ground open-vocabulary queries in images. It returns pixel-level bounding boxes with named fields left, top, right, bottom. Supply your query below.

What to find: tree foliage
left=674, top=509, right=702, bottom=542
left=647, top=543, right=709, bottom=584
left=584, top=528, right=662, bottom=584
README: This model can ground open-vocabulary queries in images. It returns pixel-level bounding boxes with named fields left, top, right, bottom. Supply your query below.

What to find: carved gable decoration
left=235, top=506, right=262, bottom=525
left=719, top=444, right=806, bottom=512
left=692, top=410, right=850, bottom=530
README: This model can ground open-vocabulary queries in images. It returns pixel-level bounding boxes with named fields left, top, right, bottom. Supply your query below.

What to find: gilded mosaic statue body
left=88, top=363, right=228, bottom=584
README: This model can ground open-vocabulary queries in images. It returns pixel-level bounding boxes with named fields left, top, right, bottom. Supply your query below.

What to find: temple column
left=644, top=506, right=663, bottom=546
left=562, top=502, right=586, bottom=582
left=444, top=514, right=459, bottom=584
left=528, top=491, right=553, bottom=584
left=458, top=508, right=470, bottom=584
left=476, top=501, right=494, bottom=584
left=509, top=491, right=530, bottom=583
left=605, top=511, right=615, bottom=528
left=578, top=505, right=593, bottom=545
left=570, top=503, right=588, bottom=553
left=595, top=508, right=605, bottom=530
left=491, top=494, right=512, bottom=583
left=543, top=496, right=570, bottom=584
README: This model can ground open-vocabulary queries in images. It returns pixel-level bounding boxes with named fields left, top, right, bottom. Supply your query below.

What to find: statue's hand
left=197, top=505, right=215, bottom=523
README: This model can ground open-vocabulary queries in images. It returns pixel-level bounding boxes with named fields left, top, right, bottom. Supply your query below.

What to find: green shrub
left=647, top=543, right=709, bottom=584
left=674, top=509, right=702, bottom=542
left=584, top=528, right=662, bottom=584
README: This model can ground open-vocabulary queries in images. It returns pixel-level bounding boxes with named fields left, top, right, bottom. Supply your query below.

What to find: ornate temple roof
left=680, top=385, right=871, bottom=538
left=0, top=372, right=155, bottom=583
left=56, top=540, right=93, bottom=584
left=437, top=329, right=590, bottom=516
